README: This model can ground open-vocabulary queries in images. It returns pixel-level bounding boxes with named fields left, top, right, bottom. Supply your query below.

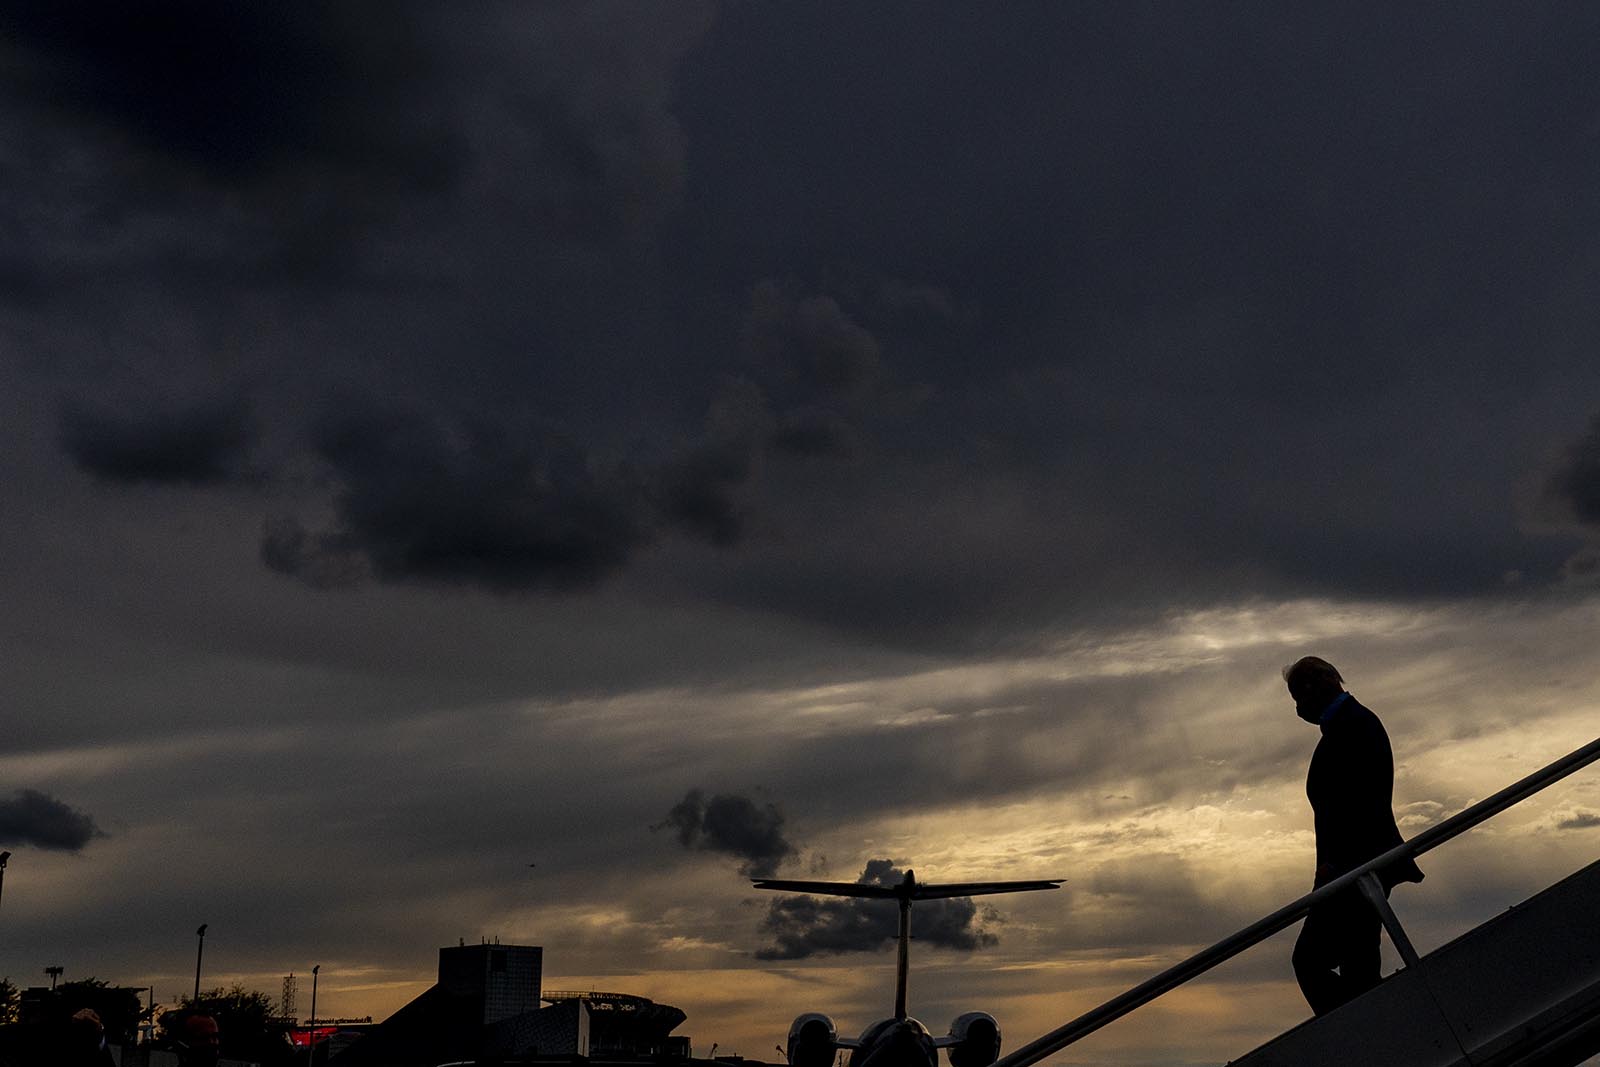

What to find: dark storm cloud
left=4, top=0, right=786, bottom=603
left=261, top=388, right=783, bottom=592
left=770, top=410, right=859, bottom=458
left=659, top=1, right=1600, bottom=635
left=653, top=442, right=749, bottom=546
left=59, top=399, right=256, bottom=485
left=652, top=379, right=770, bottom=546
left=658, top=790, right=795, bottom=878
left=0, top=2, right=465, bottom=290
left=742, top=281, right=883, bottom=400
left=1, top=4, right=449, bottom=183
left=7, top=1, right=1600, bottom=651
left=1548, top=414, right=1600, bottom=526
left=872, top=278, right=960, bottom=324
left=1562, top=548, right=1600, bottom=582
left=1545, top=413, right=1600, bottom=580
left=0, top=789, right=102, bottom=851
left=727, top=280, right=896, bottom=460
left=0, top=2, right=712, bottom=294
left=263, top=406, right=649, bottom=592
left=755, top=859, right=998, bottom=960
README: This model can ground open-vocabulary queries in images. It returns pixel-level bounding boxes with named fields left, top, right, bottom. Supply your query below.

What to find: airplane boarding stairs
left=989, top=737, right=1600, bottom=1067
left=1226, top=854, right=1600, bottom=1067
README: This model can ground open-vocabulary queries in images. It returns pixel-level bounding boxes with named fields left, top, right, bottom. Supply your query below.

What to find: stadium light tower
left=308, top=965, right=320, bottom=1066
left=194, top=924, right=208, bottom=1001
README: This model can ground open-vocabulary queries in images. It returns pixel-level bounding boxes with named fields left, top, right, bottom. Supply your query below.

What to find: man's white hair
left=1282, top=655, right=1344, bottom=687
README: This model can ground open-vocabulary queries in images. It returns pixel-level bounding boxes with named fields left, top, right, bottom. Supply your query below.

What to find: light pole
left=307, top=965, right=320, bottom=1066
left=45, top=966, right=63, bottom=991
left=0, top=850, right=10, bottom=918
left=194, top=924, right=208, bottom=1002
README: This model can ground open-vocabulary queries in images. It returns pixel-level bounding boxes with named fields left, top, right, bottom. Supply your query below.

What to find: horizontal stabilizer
left=907, top=880, right=1063, bottom=900
left=752, top=876, right=1063, bottom=900
left=751, top=879, right=904, bottom=899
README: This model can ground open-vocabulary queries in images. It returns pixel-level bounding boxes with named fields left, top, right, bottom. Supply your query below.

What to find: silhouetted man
left=1286, top=656, right=1423, bottom=1015
left=62, top=1008, right=116, bottom=1067
left=174, top=1012, right=221, bottom=1067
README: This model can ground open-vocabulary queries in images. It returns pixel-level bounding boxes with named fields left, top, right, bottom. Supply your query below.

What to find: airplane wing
left=752, top=878, right=901, bottom=898
left=910, top=879, right=1063, bottom=900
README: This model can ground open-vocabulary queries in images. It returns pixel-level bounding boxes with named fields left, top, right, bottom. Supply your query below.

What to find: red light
left=290, top=1026, right=339, bottom=1048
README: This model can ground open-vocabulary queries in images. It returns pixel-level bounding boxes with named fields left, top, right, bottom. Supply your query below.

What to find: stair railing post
left=1355, top=872, right=1421, bottom=969
left=1356, top=871, right=1473, bottom=1063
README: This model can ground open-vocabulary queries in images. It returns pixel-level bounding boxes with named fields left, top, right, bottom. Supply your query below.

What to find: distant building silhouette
left=328, top=942, right=688, bottom=1066
left=438, top=942, right=543, bottom=1025
left=542, top=991, right=689, bottom=1059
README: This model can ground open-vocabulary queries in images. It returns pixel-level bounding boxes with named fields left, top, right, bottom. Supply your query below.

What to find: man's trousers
left=1292, top=884, right=1384, bottom=1016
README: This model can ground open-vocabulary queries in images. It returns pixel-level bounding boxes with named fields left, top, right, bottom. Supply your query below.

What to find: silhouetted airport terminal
left=327, top=941, right=689, bottom=1066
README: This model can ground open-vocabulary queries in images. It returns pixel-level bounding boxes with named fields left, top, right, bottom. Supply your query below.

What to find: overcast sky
left=4, top=5, right=1600, bottom=1065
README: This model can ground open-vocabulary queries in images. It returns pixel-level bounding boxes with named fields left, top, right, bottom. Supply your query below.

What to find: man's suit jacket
left=1307, top=696, right=1424, bottom=889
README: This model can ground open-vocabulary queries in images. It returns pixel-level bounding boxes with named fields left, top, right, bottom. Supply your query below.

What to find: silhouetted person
left=174, top=1012, right=222, bottom=1067
left=62, top=1008, right=116, bottom=1067
left=1286, top=656, right=1423, bottom=1016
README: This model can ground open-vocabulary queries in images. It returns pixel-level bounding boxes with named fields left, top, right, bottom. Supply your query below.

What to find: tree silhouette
left=161, top=985, right=294, bottom=1066
left=0, top=978, right=17, bottom=1027
left=55, top=979, right=143, bottom=1044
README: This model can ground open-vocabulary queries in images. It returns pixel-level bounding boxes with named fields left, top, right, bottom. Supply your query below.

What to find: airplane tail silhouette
left=753, top=869, right=1063, bottom=1021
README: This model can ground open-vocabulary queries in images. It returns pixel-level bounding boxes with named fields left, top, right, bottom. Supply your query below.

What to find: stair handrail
left=992, top=733, right=1600, bottom=1067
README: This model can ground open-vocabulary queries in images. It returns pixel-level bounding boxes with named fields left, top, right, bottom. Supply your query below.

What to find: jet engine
left=787, top=1012, right=838, bottom=1067
left=945, top=1012, right=1000, bottom=1067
